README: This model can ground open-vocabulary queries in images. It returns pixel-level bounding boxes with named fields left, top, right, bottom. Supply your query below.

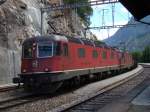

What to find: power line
left=111, top=3, right=115, bottom=26
left=102, top=9, right=109, bottom=26
left=86, top=24, right=136, bottom=30
left=101, top=9, right=110, bottom=38
left=40, top=0, right=136, bottom=37
left=41, top=0, right=119, bottom=12
left=40, top=0, right=119, bottom=35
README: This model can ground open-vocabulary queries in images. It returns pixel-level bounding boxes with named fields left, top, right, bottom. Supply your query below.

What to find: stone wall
left=0, top=0, right=95, bottom=85
left=0, top=0, right=41, bottom=84
left=0, top=47, right=20, bottom=84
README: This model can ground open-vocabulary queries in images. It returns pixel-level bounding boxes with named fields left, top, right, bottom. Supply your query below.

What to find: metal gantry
left=41, top=0, right=119, bottom=12
left=86, top=24, right=136, bottom=30
left=40, top=0, right=119, bottom=35
left=84, top=24, right=136, bottom=39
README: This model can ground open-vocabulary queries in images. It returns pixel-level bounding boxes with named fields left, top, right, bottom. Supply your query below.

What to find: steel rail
left=0, top=85, right=18, bottom=93
left=0, top=93, right=39, bottom=110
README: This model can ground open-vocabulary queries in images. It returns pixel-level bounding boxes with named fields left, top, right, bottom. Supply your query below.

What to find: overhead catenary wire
left=40, top=0, right=119, bottom=35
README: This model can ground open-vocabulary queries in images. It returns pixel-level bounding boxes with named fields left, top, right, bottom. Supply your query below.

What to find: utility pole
left=40, top=0, right=48, bottom=36
left=102, top=9, right=109, bottom=38
left=107, top=28, right=110, bottom=38
left=102, top=9, right=108, bottom=27
left=40, top=9, right=44, bottom=35
left=111, top=3, right=115, bottom=26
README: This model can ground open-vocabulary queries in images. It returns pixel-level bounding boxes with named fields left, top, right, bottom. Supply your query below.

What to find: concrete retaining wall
left=0, top=47, right=20, bottom=85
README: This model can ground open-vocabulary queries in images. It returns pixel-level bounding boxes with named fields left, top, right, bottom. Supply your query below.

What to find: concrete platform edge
left=49, top=65, right=144, bottom=112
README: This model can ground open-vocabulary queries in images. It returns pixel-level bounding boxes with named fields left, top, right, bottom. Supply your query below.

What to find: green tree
left=142, top=46, right=150, bottom=63
left=63, top=0, right=93, bottom=26
left=132, top=51, right=142, bottom=63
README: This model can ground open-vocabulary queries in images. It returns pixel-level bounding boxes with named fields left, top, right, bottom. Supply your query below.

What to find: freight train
left=13, top=34, right=134, bottom=92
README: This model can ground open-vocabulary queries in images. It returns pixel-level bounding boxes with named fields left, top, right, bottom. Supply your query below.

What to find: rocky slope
left=104, top=16, right=150, bottom=52
left=0, top=0, right=93, bottom=84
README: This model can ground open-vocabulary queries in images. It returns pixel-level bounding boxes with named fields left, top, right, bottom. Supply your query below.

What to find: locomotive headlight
left=23, top=69, right=26, bottom=73
left=32, top=60, right=38, bottom=68
left=45, top=68, right=49, bottom=72
left=33, top=47, right=36, bottom=50
left=33, top=43, right=36, bottom=46
left=32, top=43, right=36, bottom=50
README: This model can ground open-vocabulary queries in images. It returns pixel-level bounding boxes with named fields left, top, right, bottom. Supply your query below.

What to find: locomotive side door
left=62, top=43, right=69, bottom=71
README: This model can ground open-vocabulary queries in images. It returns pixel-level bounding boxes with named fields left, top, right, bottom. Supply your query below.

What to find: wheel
left=40, top=82, right=63, bottom=94
left=23, top=82, right=63, bottom=94
left=23, top=83, right=33, bottom=92
left=73, top=76, right=80, bottom=87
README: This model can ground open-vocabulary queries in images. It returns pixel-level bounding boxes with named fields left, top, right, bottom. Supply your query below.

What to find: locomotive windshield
left=38, top=43, right=53, bottom=58
left=23, top=43, right=33, bottom=58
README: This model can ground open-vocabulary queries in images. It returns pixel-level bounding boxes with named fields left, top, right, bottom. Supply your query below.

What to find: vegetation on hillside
left=64, top=0, right=93, bottom=26
left=132, top=46, right=150, bottom=63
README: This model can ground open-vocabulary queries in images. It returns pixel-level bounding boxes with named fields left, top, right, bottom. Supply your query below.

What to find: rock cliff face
left=0, top=0, right=92, bottom=84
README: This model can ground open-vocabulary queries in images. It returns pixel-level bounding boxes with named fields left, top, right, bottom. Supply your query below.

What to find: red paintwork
left=21, top=39, right=134, bottom=74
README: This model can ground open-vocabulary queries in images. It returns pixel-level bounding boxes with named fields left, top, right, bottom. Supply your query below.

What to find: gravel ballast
left=2, top=65, right=143, bottom=112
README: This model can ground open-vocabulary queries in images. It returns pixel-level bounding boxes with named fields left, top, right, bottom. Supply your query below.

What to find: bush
left=132, top=46, right=150, bottom=63
left=142, top=46, right=150, bottom=63
left=132, top=51, right=142, bottom=63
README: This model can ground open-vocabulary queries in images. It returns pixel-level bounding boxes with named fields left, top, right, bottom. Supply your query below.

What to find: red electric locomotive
left=13, top=34, right=134, bottom=92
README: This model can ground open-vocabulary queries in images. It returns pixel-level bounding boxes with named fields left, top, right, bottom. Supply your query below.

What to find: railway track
left=0, top=65, right=147, bottom=112
left=0, top=92, right=37, bottom=111
left=62, top=79, right=149, bottom=112
left=52, top=66, right=149, bottom=112
left=0, top=85, right=19, bottom=93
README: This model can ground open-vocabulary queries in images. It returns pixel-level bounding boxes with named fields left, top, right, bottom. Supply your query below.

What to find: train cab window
left=102, top=51, right=107, bottom=59
left=23, top=43, right=33, bottom=58
left=54, top=42, right=61, bottom=56
left=63, top=44, right=68, bottom=56
left=93, top=50, right=98, bottom=58
left=38, top=43, right=53, bottom=58
left=78, top=48, right=85, bottom=58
